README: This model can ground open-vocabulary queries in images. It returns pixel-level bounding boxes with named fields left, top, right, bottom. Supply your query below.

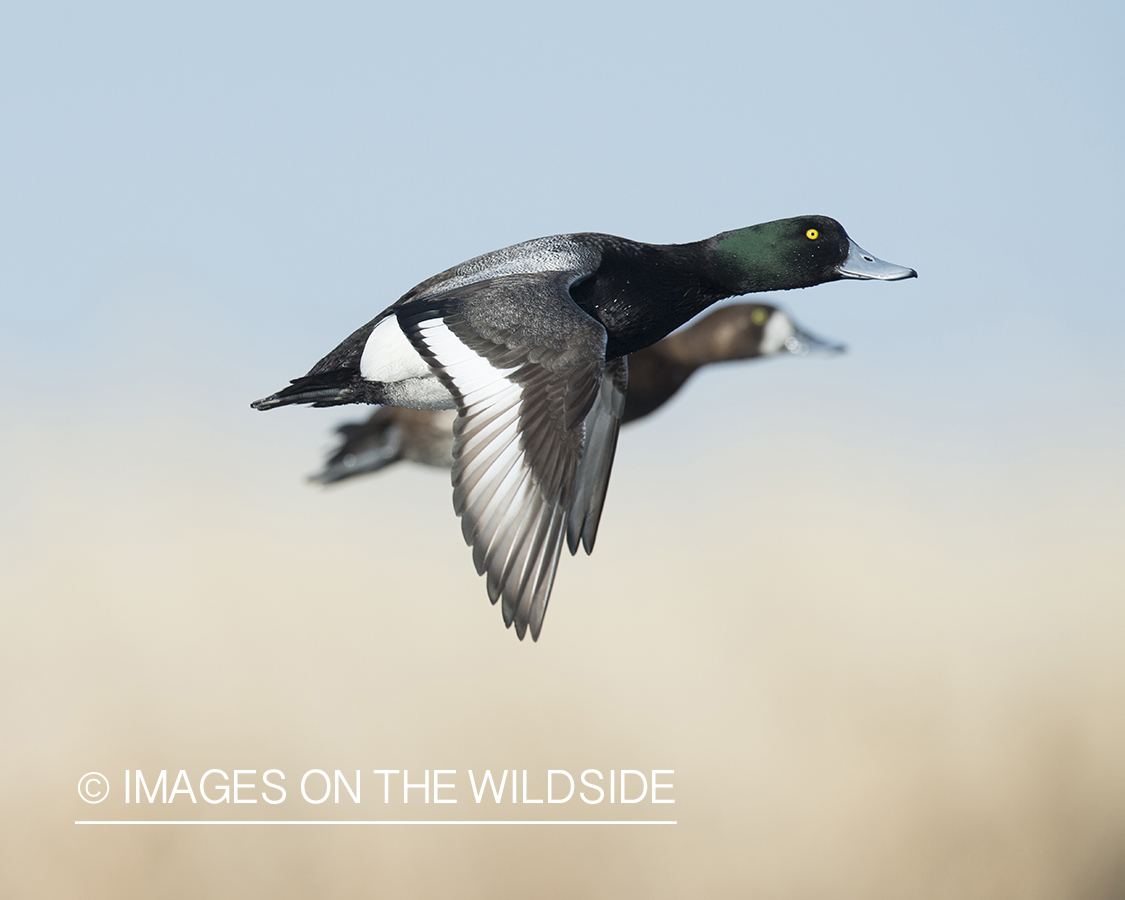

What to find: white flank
left=360, top=315, right=432, bottom=383
left=760, top=310, right=797, bottom=356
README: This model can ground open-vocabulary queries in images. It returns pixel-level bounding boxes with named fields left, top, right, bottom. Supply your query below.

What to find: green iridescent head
left=711, top=215, right=916, bottom=294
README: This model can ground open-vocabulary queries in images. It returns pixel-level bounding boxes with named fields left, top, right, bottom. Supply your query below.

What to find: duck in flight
left=253, top=216, right=916, bottom=640
left=309, top=303, right=845, bottom=485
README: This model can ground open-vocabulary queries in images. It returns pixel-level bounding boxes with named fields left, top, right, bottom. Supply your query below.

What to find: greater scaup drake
left=253, top=216, right=915, bottom=639
left=309, top=303, right=843, bottom=484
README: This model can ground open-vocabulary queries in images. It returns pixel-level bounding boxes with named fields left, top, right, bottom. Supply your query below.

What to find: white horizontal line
left=76, top=820, right=676, bottom=826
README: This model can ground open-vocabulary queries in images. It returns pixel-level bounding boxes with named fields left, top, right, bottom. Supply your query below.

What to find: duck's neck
left=581, top=238, right=737, bottom=359
left=655, top=319, right=739, bottom=369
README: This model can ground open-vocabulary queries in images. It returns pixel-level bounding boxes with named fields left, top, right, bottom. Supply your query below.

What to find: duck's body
left=254, top=216, right=915, bottom=639
left=310, top=303, right=843, bottom=485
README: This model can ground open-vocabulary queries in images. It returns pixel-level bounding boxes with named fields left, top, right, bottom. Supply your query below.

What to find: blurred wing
left=397, top=273, right=613, bottom=640
left=309, top=408, right=402, bottom=484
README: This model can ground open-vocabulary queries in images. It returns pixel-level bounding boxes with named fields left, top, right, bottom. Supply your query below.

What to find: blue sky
left=3, top=2, right=1122, bottom=353
left=3, top=1, right=1123, bottom=466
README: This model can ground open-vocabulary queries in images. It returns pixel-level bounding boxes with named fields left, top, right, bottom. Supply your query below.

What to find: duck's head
left=675, top=303, right=845, bottom=364
left=752, top=305, right=847, bottom=357
left=711, top=215, right=917, bottom=294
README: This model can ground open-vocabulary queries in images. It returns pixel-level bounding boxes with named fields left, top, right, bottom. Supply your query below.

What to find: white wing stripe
left=417, top=318, right=520, bottom=379
left=411, top=312, right=592, bottom=639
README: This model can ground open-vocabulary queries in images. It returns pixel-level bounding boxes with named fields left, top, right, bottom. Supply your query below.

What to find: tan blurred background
left=3, top=394, right=1123, bottom=898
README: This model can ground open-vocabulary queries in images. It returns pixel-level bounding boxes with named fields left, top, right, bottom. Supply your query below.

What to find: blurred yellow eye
left=806, top=229, right=819, bottom=240
left=750, top=307, right=768, bottom=325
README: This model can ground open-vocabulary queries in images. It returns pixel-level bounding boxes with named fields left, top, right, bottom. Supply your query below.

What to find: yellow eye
left=750, top=307, right=768, bottom=325
left=806, top=229, right=819, bottom=240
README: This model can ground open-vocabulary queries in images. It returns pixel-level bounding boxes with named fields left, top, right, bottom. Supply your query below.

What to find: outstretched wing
left=396, top=272, right=622, bottom=640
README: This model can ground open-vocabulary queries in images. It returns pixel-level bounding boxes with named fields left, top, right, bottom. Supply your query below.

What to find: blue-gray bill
left=837, top=240, right=918, bottom=281
left=785, top=325, right=847, bottom=356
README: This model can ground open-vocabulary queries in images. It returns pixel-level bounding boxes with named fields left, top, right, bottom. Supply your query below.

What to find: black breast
left=568, top=238, right=729, bottom=360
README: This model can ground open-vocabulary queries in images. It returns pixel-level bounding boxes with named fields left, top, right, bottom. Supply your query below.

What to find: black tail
left=251, top=369, right=365, bottom=410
